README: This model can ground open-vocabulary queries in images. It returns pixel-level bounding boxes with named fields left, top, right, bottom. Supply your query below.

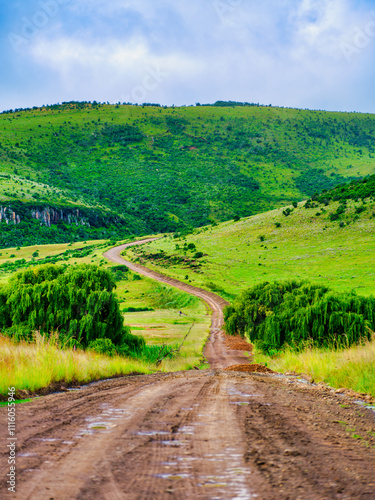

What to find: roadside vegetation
left=254, top=338, right=375, bottom=398
left=0, top=333, right=152, bottom=398
left=0, top=243, right=210, bottom=397
left=224, top=280, right=375, bottom=354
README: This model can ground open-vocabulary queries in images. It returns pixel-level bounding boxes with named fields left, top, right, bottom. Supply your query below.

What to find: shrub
left=0, top=264, right=143, bottom=352
left=282, top=208, right=293, bottom=217
left=224, top=280, right=375, bottom=353
left=88, top=338, right=117, bottom=356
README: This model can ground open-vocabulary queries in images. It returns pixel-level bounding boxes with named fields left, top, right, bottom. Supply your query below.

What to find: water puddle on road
left=136, top=430, right=169, bottom=437
left=161, top=440, right=185, bottom=447
left=35, top=438, right=61, bottom=442
left=154, top=473, right=192, bottom=480
left=354, top=401, right=375, bottom=414
left=227, top=388, right=263, bottom=398
left=76, top=405, right=132, bottom=438
left=178, top=425, right=195, bottom=435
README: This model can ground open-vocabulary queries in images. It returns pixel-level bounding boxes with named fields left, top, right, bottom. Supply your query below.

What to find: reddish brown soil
left=225, top=364, right=274, bottom=374
left=0, top=240, right=374, bottom=500
left=223, top=334, right=253, bottom=352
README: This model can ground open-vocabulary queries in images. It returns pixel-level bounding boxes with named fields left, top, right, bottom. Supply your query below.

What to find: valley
left=1, top=102, right=375, bottom=499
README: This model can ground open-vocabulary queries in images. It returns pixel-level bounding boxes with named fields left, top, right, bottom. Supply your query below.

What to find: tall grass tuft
left=0, top=333, right=152, bottom=396
left=255, top=336, right=375, bottom=398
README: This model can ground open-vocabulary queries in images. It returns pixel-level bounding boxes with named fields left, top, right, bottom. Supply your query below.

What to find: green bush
left=0, top=264, right=143, bottom=352
left=224, top=280, right=375, bottom=353
left=88, top=338, right=117, bottom=356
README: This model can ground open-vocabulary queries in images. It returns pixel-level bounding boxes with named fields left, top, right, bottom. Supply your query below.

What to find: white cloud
left=2, top=0, right=375, bottom=111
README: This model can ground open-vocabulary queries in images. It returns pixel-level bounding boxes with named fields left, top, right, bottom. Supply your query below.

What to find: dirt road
left=1, top=241, right=375, bottom=499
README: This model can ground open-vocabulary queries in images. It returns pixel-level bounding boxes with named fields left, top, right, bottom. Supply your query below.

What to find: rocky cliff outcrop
left=0, top=205, right=93, bottom=227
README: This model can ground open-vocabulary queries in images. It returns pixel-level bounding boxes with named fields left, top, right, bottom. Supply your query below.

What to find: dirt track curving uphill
left=1, top=241, right=374, bottom=500
left=104, top=240, right=251, bottom=370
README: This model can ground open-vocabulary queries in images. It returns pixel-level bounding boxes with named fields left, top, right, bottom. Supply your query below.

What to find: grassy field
left=126, top=197, right=375, bottom=298
left=0, top=333, right=153, bottom=398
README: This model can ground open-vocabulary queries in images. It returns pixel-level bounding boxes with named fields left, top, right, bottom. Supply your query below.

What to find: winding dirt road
left=1, top=241, right=375, bottom=499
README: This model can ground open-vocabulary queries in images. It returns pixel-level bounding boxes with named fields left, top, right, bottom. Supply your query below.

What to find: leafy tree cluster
left=224, top=280, right=375, bottom=354
left=0, top=264, right=144, bottom=353
left=314, top=174, right=375, bottom=204
left=295, top=169, right=356, bottom=197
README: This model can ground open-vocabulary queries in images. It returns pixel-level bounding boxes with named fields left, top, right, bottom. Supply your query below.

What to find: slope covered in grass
left=1, top=101, right=375, bottom=246
left=127, top=189, right=375, bottom=298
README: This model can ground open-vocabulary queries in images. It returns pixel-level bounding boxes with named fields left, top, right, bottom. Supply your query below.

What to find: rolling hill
left=1, top=101, right=375, bottom=247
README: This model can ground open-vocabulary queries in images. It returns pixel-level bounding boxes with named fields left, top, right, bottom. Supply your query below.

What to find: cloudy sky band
left=1, top=0, right=375, bottom=113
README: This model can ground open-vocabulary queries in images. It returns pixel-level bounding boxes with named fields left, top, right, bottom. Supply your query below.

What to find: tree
left=0, top=264, right=143, bottom=351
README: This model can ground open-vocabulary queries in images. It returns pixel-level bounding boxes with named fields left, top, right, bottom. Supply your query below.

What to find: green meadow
left=128, top=198, right=375, bottom=298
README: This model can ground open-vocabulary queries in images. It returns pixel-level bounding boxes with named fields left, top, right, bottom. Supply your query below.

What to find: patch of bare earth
left=225, top=364, right=274, bottom=374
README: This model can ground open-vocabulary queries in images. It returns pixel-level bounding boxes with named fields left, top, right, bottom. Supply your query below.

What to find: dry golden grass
left=0, top=333, right=153, bottom=395
left=255, top=336, right=375, bottom=398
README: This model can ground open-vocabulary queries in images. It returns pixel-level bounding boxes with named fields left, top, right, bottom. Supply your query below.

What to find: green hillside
left=124, top=176, right=375, bottom=298
left=1, top=101, right=375, bottom=247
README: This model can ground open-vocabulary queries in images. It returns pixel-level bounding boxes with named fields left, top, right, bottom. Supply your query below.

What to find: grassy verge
left=0, top=334, right=153, bottom=398
left=254, top=339, right=375, bottom=398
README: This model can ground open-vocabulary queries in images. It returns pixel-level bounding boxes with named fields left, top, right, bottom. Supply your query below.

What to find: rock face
left=0, top=205, right=89, bottom=227
left=31, top=208, right=88, bottom=227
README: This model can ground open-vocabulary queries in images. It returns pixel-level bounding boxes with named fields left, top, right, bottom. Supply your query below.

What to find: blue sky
left=1, top=0, right=375, bottom=112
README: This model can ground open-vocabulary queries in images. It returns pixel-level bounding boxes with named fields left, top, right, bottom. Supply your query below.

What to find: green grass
left=0, top=399, right=32, bottom=406
left=2, top=101, right=375, bottom=241
left=254, top=338, right=375, bottom=398
left=129, top=197, right=375, bottom=298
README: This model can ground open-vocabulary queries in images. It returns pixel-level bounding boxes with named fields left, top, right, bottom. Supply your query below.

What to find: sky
left=1, top=0, right=375, bottom=113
